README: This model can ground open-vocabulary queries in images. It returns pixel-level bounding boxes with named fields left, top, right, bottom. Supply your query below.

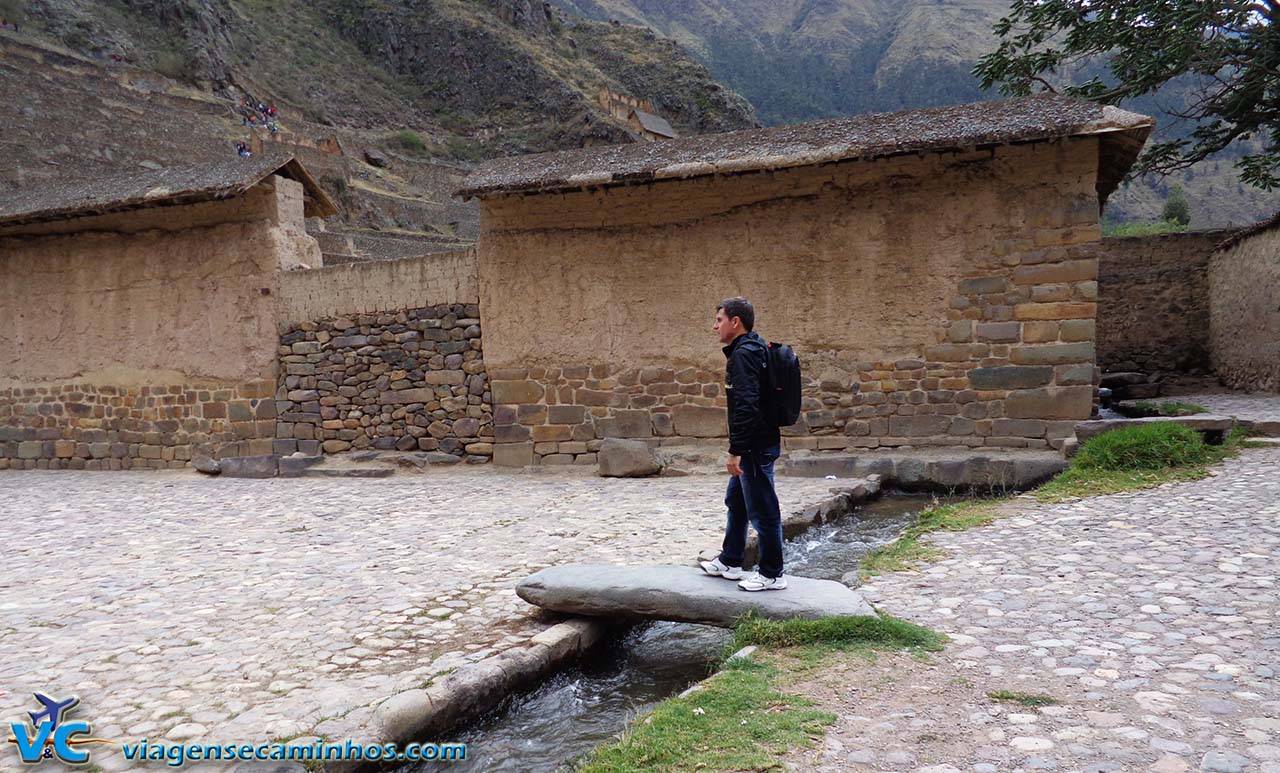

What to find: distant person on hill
left=235, top=141, right=251, bottom=157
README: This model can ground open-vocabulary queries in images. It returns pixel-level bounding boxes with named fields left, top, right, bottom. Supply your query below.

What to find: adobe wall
left=0, top=176, right=320, bottom=470
left=477, top=139, right=1104, bottom=465
left=1210, top=226, right=1280, bottom=392
left=276, top=248, right=477, bottom=323
left=1096, top=230, right=1233, bottom=375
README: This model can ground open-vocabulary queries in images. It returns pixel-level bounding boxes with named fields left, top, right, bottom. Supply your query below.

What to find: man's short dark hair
left=717, top=297, right=755, bottom=332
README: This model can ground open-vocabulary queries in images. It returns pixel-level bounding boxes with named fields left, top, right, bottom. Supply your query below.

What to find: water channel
left=397, top=493, right=942, bottom=773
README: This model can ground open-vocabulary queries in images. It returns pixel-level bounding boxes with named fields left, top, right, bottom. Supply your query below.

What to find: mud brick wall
left=1096, top=230, right=1234, bottom=375
left=1210, top=222, right=1280, bottom=392
left=275, top=304, right=492, bottom=459
left=477, top=140, right=1106, bottom=464
left=0, top=381, right=278, bottom=470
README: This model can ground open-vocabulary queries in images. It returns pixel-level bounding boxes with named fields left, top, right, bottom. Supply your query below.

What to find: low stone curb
left=322, top=618, right=609, bottom=773
left=785, top=451, right=1064, bottom=493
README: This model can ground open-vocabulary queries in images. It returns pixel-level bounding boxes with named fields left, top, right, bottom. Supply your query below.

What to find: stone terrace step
left=1074, top=415, right=1236, bottom=444
left=302, top=467, right=395, bottom=479
left=784, top=449, right=1065, bottom=492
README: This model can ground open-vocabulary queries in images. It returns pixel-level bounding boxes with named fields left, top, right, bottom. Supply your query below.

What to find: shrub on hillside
left=1073, top=423, right=1215, bottom=471
left=393, top=129, right=425, bottom=153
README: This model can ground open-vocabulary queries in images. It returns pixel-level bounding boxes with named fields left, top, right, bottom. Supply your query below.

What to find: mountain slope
left=548, top=0, right=1277, bottom=227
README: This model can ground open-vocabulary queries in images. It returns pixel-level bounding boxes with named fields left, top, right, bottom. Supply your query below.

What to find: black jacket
left=723, top=331, right=781, bottom=456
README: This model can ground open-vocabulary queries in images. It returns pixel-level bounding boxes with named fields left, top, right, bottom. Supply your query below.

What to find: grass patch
left=1130, top=400, right=1208, bottom=416
left=1034, top=422, right=1256, bottom=502
left=859, top=499, right=1004, bottom=575
left=1102, top=219, right=1188, bottom=237
left=987, top=689, right=1060, bottom=707
left=574, top=656, right=834, bottom=772
left=391, top=129, right=425, bottom=153
left=1073, top=422, right=1218, bottom=471
left=729, top=612, right=945, bottom=654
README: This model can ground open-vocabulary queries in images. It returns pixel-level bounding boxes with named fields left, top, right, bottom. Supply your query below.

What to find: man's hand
left=726, top=454, right=742, bottom=476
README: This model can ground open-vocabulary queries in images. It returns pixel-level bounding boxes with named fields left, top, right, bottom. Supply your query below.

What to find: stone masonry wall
left=275, top=304, right=492, bottom=460
left=1096, top=230, right=1234, bottom=375
left=1210, top=224, right=1280, bottom=392
left=477, top=140, right=1103, bottom=464
left=0, top=380, right=277, bottom=470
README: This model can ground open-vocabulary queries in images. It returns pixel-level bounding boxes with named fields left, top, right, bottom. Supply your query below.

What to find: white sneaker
left=738, top=573, right=787, bottom=592
left=699, top=558, right=745, bottom=580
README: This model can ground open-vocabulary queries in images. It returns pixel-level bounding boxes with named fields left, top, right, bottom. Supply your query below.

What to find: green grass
left=574, top=656, right=835, bottom=773
left=987, top=690, right=1060, bottom=707
left=1073, top=422, right=1218, bottom=471
left=729, top=612, right=945, bottom=653
left=859, top=499, right=1004, bottom=575
left=391, top=129, right=426, bottom=153
left=1102, top=219, right=1189, bottom=237
left=1131, top=400, right=1208, bottom=416
left=1032, top=465, right=1211, bottom=502
left=1034, top=422, right=1256, bottom=502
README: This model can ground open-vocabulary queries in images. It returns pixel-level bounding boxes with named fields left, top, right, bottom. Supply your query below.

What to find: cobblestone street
left=0, top=467, right=838, bottom=771
left=788, top=447, right=1280, bottom=773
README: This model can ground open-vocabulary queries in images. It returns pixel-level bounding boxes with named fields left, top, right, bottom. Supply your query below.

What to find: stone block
left=968, top=366, right=1053, bottom=390
left=17, top=441, right=42, bottom=459
left=1056, top=364, right=1095, bottom=386
left=53, top=440, right=75, bottom=458
left=532, top=425, right=572, bottom=442
left=548, top=405, right=586, bottom=424
left=219, top=455, right=278, bottom=478
left=595, top=409, right=653, bottom=439
left=322, top=439, right=351, bottom=453
left=1013, top=302, right=1096, bottom=321
left=651, top=412, right=674, bottom=437
left=992, top=418, right=1047, bottom=437
left=1023, top=321, right=1060, bottom=343
left=423, top=370, right=466, bottom=386
left=887, top=414, right=951, bottom=437
left=517, top=404, right=548, bottom=425
left=453, top=417, right=481, bottom=437
left=1059, top=319, right=1096, bottom=342
left=380, top=388, right=435, bottom=404
left=1010, top=342, right=1095, bottom=365
left=1012, top=259, right=1097, bottom=285
left=491, top=380, right=544, bottom=404
left=1004, top=386, right=1093, bottom=420
left=494, top=424, right=531, bottom=443
left=975, top=322, right=1020, bottom=342
left=541, top=454, right=575, bottom=465
left=958, top=276, right=1008, bottom=295
left=494, top=442, right=534, bottom=467
left=670, top=404, right=727, bottom=438
left=597, top=438, right=661, bottom=477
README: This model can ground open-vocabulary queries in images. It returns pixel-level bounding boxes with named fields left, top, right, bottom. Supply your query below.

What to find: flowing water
left=398, top=493, right=942, bottom=773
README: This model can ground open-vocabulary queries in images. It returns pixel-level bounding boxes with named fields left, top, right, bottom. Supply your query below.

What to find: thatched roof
left=0, top=150, right=338, bottom=229
left=458, top=94, right=1154, bottom=204
left=1216, top=209, right=1280, bottom=251
left=632, top=109, right=676, bottom=139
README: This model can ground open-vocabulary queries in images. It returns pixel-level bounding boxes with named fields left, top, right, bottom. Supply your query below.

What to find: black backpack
left=763, top=341, right=802, bottom=427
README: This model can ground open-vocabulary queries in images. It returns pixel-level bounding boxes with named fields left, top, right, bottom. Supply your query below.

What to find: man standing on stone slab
left=699, top=297, right=786, bottom=591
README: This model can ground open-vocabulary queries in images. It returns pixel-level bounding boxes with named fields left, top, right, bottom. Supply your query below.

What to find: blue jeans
left=718, top=445, right=784, bottom=579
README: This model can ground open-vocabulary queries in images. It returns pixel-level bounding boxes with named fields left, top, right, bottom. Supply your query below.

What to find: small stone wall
left=1096, top=230, right=1233, bottom=374
left=275, top=304, right=492, bottom=459
left=1210, top=222, right=1280, bottom=391
left=0, top=381, right=278, bottom=470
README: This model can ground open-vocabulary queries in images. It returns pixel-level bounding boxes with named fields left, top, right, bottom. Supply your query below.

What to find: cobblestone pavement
left=1170, top=393, right=1280, bottom=426
left=0, top=467, right=838, bottom=771
left=787, top=447, right=1280, bottom=773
